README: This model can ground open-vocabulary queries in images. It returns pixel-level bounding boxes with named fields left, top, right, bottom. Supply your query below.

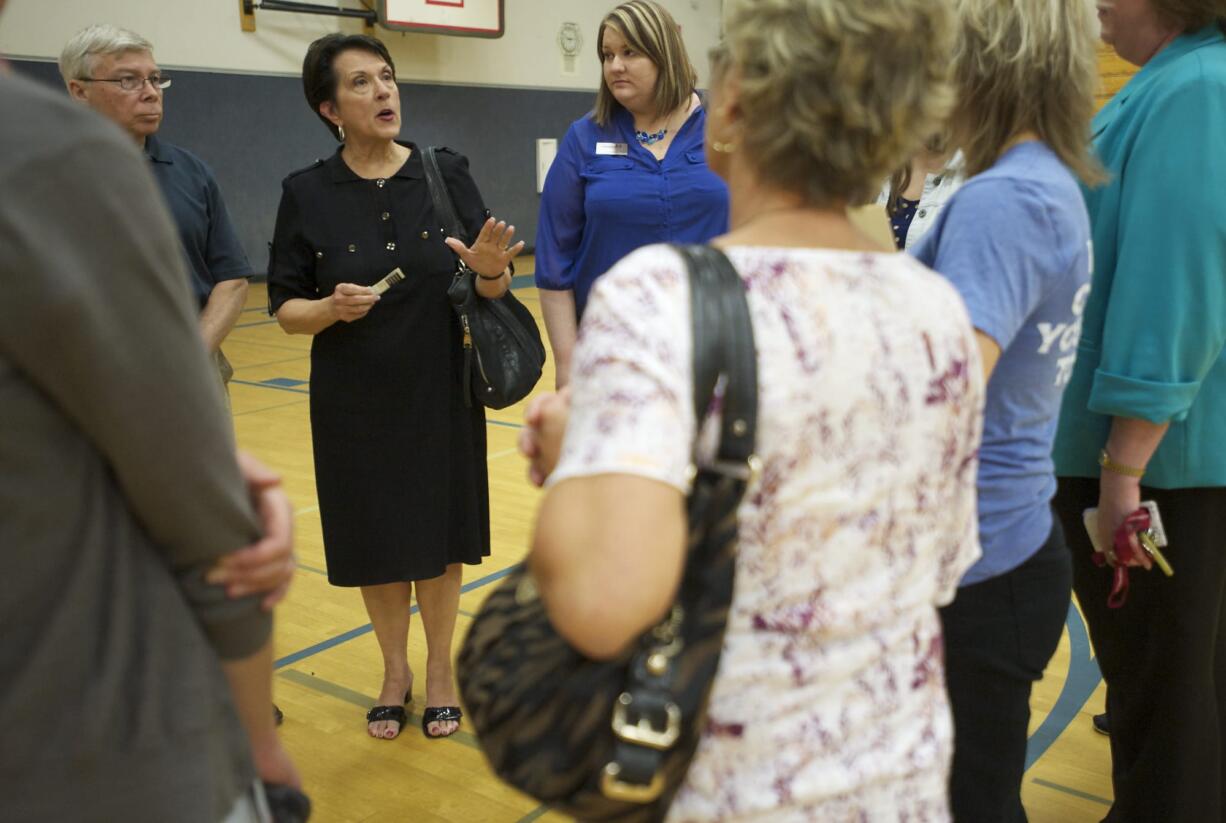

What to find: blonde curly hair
left=717, top=0, right=955, bottom=208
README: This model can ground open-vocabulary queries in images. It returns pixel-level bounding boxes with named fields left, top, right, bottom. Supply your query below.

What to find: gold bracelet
left=1098, top=448, right=1145, bottom=479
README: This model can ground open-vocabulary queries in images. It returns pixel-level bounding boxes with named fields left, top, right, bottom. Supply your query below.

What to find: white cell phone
left=1083, top=501, right=1172, bottom=575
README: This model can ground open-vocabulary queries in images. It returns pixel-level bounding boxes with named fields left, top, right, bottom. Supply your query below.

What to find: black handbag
left=421, top=146, right=545, bottom=409
left=457, top=244, right=758, bottom=821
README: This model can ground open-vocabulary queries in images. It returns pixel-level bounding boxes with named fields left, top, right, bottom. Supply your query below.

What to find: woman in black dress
left=268, top=33, right=522, bottom=740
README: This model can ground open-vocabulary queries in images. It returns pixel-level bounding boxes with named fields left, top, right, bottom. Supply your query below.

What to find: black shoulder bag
left=457, top=244, right=758, bottom=821
left=421, top=146, right=546, bottom=409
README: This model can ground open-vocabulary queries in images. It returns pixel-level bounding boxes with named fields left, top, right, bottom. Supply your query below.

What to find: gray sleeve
left=0, top=129, right=270, bottom=660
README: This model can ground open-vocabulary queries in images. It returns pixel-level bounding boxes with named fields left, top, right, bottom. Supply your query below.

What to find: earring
left=712, top=140, right=738, bottom=154
left=337, top=125, right=346, bottom=142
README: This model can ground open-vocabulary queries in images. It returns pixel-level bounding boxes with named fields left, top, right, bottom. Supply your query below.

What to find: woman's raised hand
left=445, top=217, right=525, bottom=279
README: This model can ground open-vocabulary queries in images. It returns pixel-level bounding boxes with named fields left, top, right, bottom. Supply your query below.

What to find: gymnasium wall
left=0, top=0, right=724, bottom=270
left=1096, top=41, right=1138, bottom=108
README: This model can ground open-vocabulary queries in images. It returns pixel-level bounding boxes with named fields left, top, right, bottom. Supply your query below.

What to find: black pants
left=940, top=517, right=1072, bottom=822
left=1055, top=479, right=1226, bottom=823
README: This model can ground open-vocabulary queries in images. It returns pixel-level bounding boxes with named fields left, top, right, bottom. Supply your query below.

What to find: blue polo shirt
left=535, top=106, right=729, bottom=317
left=145, top=135, right=251, bottom=309
left=912, top=142, right=1092, bottom=585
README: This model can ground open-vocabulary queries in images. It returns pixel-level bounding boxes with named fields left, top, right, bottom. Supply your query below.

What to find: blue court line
left=274, top=564, right=518, bottom=669
left=1031, top=778, right=1111, bottom=806
left=515, top=805, right=550, bottom=822
left=293, top=562, right=481, bottom=619
left=231, top=378, right=310, bottom=395
left=1024, top=601, right=1102, bottom=769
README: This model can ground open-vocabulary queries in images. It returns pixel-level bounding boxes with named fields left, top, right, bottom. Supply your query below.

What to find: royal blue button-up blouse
left=535, top=106, right=729, bottom=318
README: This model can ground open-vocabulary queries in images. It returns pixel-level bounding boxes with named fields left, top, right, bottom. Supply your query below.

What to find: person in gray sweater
left=0, top=32, right=302, bottom=823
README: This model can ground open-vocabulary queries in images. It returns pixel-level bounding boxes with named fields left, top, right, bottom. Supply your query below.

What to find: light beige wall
left=1096, top=41, right=1137, bottom=109
left=0, top=0, right=722, bottom=89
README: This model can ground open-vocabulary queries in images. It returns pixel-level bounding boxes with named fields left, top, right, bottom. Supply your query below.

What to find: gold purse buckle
left=600, top=762, right=666, bottom=803
left=610, top=692, right=681, bottom=750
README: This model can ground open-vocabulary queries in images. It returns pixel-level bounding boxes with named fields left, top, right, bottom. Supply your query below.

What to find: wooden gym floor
left=229, top=261, right=1114, bottom=822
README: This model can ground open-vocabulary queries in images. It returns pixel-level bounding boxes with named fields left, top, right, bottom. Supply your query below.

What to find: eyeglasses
left=78, top=74, right=172, bottom=93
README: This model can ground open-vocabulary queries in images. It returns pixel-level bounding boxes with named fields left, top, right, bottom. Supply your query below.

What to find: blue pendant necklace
left=635, top=126, right=668, bottom=146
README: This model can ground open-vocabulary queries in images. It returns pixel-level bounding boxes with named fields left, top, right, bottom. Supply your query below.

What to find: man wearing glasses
left=60, top=24, right=250, bottom=395
left=57, top=23, right=288, bottom=732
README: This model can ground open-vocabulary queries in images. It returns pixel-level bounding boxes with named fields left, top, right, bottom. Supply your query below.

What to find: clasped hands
left=205, top=450, right=297, bottom=609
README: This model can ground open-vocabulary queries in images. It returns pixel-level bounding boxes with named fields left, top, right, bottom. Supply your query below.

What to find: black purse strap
left=601, top=244, right=758, bottom=809
left=681, top=244, right=758, bottom=473
left=421, top=146, right=468, bottom=244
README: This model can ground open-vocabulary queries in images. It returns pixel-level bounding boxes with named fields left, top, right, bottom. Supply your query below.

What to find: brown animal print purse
left=457, top=244, right=759, bottom=821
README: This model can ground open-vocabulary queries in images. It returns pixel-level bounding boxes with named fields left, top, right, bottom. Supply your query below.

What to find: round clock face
left=558, top=22, right=583, bottom=57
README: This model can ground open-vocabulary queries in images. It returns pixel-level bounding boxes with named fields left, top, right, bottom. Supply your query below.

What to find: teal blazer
left=1054, top=25, right=1226, bottom=488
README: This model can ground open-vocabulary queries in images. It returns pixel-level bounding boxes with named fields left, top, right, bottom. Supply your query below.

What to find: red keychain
left=1090, top=507, right=1174, bottom=608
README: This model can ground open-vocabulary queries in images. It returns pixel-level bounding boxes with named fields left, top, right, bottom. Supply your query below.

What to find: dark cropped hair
left=302, top=33, right=396, bottom=140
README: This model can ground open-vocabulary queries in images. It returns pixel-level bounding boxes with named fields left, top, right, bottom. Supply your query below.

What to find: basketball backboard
left=378, top=0, right=505, bottom=38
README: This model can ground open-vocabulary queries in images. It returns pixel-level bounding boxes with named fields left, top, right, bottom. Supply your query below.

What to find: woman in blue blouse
left=535, top=0, right=728, bottom=386
left=1052, top=4, right=1226, bottom=819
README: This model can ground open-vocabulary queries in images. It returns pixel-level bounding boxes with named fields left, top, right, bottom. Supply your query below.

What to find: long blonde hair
left=950, top=0, right=1105, bottom=183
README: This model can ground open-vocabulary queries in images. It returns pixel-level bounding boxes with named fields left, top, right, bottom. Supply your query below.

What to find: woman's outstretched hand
left=445, top=216, right=524, bottom=279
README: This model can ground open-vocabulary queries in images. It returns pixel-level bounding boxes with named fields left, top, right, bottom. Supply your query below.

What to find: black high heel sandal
left=421, top=706, right=462, bottom=739
left=365, top=690, right=412, bottom=740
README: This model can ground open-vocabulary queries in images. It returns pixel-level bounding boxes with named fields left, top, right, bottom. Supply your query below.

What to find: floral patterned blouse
left=550, top=244, right=984, bottom=821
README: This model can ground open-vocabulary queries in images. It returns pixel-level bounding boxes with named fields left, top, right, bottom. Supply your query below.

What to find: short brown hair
left=718, top=0, right=955, bottom=208
left=593, top=1, right=697, bottom=127
left=302, top=33, right=396, bottom=140
left=950, top=0, right=1105, bottom=184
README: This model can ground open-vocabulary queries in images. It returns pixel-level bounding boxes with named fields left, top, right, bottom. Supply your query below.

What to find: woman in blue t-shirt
left=534, top=0, right=728, bottom=387
left=908, top=0, right=1103, bottom=818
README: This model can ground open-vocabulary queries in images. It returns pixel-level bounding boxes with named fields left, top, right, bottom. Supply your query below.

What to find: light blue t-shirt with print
left=911, top=141, right=1092, bottom=586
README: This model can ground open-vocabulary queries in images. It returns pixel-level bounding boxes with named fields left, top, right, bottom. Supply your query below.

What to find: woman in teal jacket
left=1052, top=5, right=1226, bottom=820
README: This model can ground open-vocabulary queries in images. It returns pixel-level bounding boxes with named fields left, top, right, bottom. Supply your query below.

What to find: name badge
left=595, top=142, right=629, bottom=156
